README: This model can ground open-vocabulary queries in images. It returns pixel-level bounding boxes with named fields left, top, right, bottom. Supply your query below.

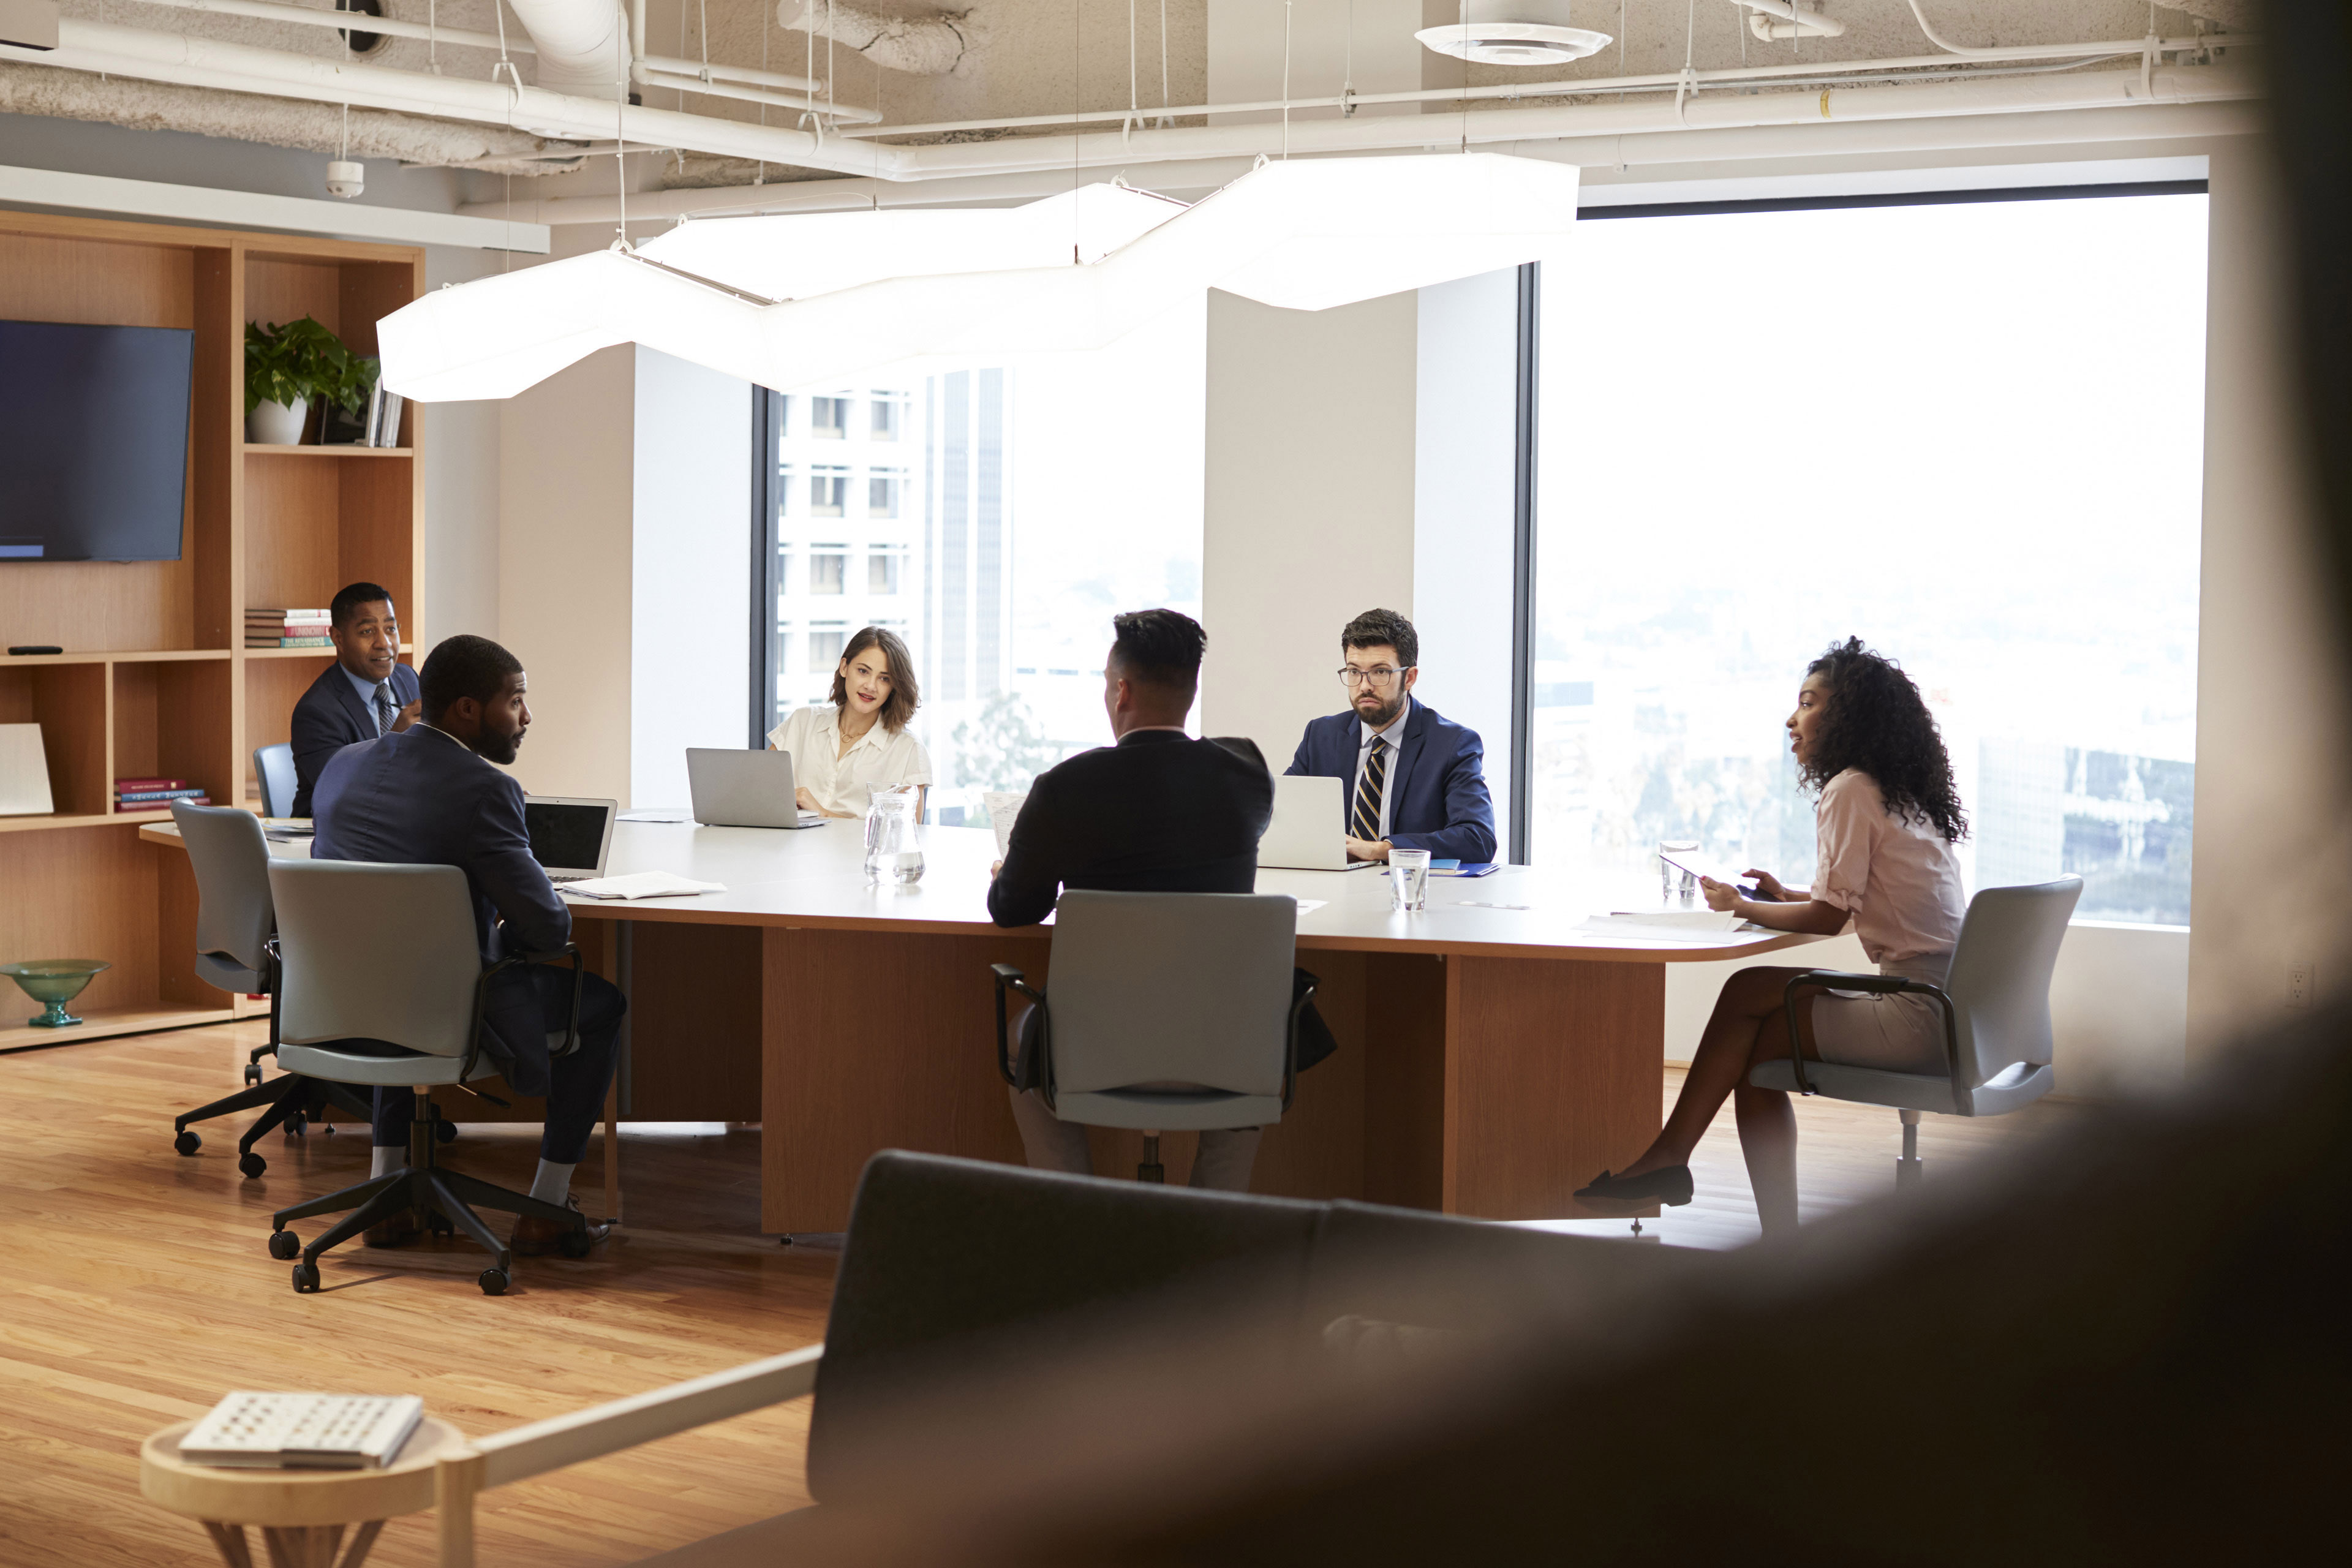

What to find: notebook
left=179, top=1392, right=424, bottom=1471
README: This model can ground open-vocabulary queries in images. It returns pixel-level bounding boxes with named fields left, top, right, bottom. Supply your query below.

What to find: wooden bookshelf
left=0, top=209, right=423, bottom=1039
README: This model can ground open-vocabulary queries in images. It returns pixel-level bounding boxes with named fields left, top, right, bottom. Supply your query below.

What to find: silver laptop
left=523, top=796, right=617, bottom=883
left=1257, top=774, right=1380, bottom=872
left=687, top=748, right=824, bottom=829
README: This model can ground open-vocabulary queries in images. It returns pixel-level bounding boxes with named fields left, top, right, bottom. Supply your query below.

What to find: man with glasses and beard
left=310, top=634, right=624, bottom=1255
left=1286, top=608, right=1498, bottom=865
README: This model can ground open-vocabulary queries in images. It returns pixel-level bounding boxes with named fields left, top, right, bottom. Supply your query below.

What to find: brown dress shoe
left=364, top=1207, right=424, bottom=1248
left=511, top=1196, right=613, bottom=1257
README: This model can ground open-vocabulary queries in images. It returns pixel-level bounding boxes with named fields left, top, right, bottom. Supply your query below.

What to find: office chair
left=252, top=742, right=297, bottom=819
left=991, top=890, right=1314, bottom=1183
left=261, top=859, right=592, bottom=1295
left=166, top=802, right=372, bottom=1177
left=1749, top=875, right=2084, bottom=1186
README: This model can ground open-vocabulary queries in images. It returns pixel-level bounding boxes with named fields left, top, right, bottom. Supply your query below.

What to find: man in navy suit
left=311, top=634, right=623, bottom=1255
left=1286, top=608, right=1497, bottom=865
left=287, top=581, right=423, bottom=818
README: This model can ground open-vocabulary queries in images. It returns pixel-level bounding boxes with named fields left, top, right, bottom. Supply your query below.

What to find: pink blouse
left=1812, top=769, right=1967, bottom=967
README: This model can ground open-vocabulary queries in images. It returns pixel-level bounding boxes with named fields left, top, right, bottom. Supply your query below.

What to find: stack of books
left=246, top=609, right=331, bottom=649
left=118, top=777, right=210, bottom=813
left=363, top=384, right=407, bottom=448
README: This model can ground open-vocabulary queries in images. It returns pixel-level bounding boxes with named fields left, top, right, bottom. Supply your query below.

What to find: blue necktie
left=374, top=682, right=396, bottom=735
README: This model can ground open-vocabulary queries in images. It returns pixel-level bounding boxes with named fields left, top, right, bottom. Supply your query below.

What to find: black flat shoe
left=1574, top=1166, right=1694, bottom=1207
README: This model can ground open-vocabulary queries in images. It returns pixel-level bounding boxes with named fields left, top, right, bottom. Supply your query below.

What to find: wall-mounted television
left=0, top=319, right=196, bottom=562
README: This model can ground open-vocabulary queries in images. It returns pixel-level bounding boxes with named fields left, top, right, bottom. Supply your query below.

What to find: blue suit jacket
left=1285, top=699, right=1498, bottom=864
left=289, top=659, right=420, bottom=818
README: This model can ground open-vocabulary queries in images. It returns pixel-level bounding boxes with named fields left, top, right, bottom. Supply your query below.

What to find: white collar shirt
left=767, top=703, right=935, bottom=818
left=341, top=663, right=396, bottom=735
left=1352, top=697, right=1412, bottom=842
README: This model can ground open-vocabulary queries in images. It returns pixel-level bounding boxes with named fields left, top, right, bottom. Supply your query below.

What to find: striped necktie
left=374, top=682, right=396, bottom=736
left=1353, top=739, right=1389, bottom=841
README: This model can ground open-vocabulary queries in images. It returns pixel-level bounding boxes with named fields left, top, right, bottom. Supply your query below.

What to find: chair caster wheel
left=173, top=1130, right=201, bottom=1156
left=268, top=1229, right=300, bottom=1260
left=291, top=1262, right=321, bottom=1293
left=436, top=1120, right=459, bottom=1144
left=478, top=1268, right=510, bottom=1296
left=285, top=1112, right=306, bottom=1139
left=238, top=1152, right=267, bottom=1179
left=319, top=1121, right=336, bottom=1136
left=557, top=1228, right=592, bottom=1259
left=243, top=1063, right=262, bottom=1087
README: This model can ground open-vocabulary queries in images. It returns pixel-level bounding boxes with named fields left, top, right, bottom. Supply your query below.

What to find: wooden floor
left=0, top=1021, right=2079, bottom=1567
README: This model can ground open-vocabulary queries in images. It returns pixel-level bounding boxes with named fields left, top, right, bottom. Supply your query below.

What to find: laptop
left=1257, top=774, right=1381, bottom=872
left=523, top=796, right=617, bottom=884
left=686, top=748, right=825, bottom=829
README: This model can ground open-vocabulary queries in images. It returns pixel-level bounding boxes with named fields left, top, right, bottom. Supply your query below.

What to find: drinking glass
left=1659, top=839, right=1699, bottom=904
left=1389, top=847, right=1431, bottom=912
left=864, top=786, right=924, bottom=887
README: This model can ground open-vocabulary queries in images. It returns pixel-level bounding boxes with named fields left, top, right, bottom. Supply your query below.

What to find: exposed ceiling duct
left=504, top=0, right=628, bottom=97
left=0, top=58, right=581, bottom=173
left=779, top=0, right=974, bottom=78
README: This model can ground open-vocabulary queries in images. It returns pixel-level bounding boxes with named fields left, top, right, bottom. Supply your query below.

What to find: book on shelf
left=363, top=384, right=406, bottom=448
left=247, top=637, right=331, bottom=649
left=246, top=608, right=333, bottom=648
left=114, top=777, right=189, bottom=792
left=118, top=796, right=209, bottom=812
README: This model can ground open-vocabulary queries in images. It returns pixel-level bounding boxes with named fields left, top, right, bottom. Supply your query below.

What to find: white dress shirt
left=767, top=704, right=934, bottom=817
left=1352, top=698, right=1412, bottom=841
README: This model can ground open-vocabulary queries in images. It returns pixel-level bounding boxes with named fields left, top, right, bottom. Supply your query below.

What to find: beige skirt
left=1807, top=954, right=1954, bottom=1075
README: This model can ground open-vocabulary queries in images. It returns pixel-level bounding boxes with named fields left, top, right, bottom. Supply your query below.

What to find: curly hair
left=1802, top=637, right=1969, bottom=842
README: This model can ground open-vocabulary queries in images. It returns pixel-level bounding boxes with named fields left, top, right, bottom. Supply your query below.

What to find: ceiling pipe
left=116, top=0, right=535, bottom=54
left=639, top=66, right=880, bottom=123
left=6, top=17, right=901, bottom=174
left=1738, top=1, right=1846, bottom=42
left=503, top=0, right=626, bottom=97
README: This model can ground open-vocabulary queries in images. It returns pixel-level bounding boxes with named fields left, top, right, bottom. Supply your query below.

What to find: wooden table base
left=202, top=1517, right=385, bottom=1568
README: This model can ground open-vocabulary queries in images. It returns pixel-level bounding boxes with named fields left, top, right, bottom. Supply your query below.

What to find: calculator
left=179, top=1392, right=426, bottom=1470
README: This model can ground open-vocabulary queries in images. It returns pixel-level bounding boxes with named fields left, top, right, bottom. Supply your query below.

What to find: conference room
left=4, top=1, right=2342, bottom=1562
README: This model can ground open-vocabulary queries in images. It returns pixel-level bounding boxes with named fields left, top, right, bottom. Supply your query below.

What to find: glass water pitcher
left=863, top=785, right=925, bottom=888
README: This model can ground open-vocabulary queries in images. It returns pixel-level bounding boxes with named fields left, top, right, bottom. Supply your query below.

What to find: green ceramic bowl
left=1, top=959, right=111, bottom=1028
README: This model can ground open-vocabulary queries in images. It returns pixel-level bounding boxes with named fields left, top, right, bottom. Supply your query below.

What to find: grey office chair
left=991, top=891, right=1313, bottom=1183
left=252, top=742, right=297, bottom=819
left=1748, top=875, right=2084, bottom=1186
left=261, top=858, right=592, bottom=1296
left=167, top=802, right=372, bottom=1176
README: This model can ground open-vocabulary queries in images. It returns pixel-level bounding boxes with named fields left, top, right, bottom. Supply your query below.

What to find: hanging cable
left=1129, top=0, right=1138, bottom=133
left=1619, top=0, right=1626, bottom=73
left=1343, top=0, right=1354, bottom=117
left=757, top=8, right=770, bottom=186
left=699, top=0, right=709, bottom=80
left=1675, top=0, right=1698, bottom=124
left=492, top=0, right=516, bottom=92
left=1282, top=1, right=1293, bottom=158
left=427, top=0, right=439, bottom=75
left=614, top=0, right=629, bottom=251
left=1159, top=0, right=1170, bottom=126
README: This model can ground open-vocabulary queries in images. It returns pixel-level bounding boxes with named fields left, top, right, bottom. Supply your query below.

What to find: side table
left=140, top=1415, right=468, bottom=1567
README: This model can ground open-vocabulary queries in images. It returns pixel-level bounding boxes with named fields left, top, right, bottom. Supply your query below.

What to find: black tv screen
left=0, top=319, right=195, bottom=562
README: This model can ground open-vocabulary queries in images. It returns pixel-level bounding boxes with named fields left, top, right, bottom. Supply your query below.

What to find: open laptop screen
left=524, top=799, right=612, bottom=876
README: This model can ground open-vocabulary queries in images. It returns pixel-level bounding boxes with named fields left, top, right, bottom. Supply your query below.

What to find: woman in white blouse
left=767, top=626, right=933, bottom=819
left=1575, top=638, right=1969, bottom=1235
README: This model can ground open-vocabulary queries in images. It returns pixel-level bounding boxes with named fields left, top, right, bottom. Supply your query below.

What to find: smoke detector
left=1415, top=1, right=1610, bottom=67
left=325, top=160, right=365, bottom=200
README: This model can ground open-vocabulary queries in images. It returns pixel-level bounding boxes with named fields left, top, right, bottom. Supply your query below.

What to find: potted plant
left=244, top=317, right=379, bottom=445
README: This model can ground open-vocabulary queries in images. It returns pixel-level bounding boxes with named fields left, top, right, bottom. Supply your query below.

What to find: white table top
left=145, top=816, right=1820, bottom=965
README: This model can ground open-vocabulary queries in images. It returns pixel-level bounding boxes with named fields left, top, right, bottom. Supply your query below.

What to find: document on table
left=618, top=807, right=695, bottom=824
left=1293, top=899, right=1327, bottom=916
left=559, top=871, right=726, bottom=900
left=984, top=791, right=1028, bottom=857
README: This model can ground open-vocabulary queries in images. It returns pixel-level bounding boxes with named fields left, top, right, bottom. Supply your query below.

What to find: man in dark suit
left=989, top=609, right=1293, bottom=1191
left=310, top=634, right=623, bottom=1254
left=288, top=580, right=423, bottom=818
left=1286, top=608, right=1497, bottom=865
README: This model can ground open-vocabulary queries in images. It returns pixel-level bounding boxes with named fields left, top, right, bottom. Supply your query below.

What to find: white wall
left=2185, top=135, right=2352, bottom=1056
left=1200, top=287, right=1420, bottom=760
left=630, top=347, right=753, bottom=810
left=1411, top=267, right=1520, bottom=850
left=497, top=345, right=635, bottom=801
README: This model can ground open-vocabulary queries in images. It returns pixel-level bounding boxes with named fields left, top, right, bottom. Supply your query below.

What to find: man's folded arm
left=477, top=777, right=572, bottom=954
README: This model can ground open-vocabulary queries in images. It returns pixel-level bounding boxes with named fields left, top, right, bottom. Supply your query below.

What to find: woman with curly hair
left=1575, top=637, right=1969, bottom=1235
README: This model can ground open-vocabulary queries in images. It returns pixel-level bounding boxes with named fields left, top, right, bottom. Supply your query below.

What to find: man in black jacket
left=287, top=581, right=422, bottom=817
left=311, top=634, right=623, bottom=1254
left=989, top=609, right=1288, bottom=1191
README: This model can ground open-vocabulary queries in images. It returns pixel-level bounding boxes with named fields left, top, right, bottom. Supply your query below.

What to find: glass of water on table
left=1389, top=846, right=1431, bottom=912
left=1659, top=839, right=1700, bottom=903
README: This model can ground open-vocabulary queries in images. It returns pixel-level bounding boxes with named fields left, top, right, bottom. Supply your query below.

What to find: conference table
left=149, top=816, right=1820, bottom=1232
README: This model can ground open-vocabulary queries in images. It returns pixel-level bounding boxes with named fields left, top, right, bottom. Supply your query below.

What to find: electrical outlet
left=2288, top=961, right=2315, bottom=1010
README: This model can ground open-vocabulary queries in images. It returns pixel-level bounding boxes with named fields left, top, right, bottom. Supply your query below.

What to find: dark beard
left=475, top=730, right=522, bottom=766
left=1356, top=692, right=1406, bottom=730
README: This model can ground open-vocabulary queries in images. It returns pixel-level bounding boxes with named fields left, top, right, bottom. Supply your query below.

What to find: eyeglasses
left=1338, top=667, right=1407, bottom=688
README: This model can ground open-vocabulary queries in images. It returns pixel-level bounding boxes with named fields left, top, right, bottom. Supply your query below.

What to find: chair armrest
left=435, top=1344, right=823, bottom=1568
left=1779, top=970, right=1959, bottom=1097
left=464, top=944, right=583, bottom=1084
left=990, top=964, right=1044, bottom=1087
left=1283, top=975, right=1319, bottom=1112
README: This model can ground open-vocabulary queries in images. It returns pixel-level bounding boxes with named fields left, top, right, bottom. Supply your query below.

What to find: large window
left=1529, top=191, right=2207, bottom=924
left=755, top=300, right=1207, bottom=820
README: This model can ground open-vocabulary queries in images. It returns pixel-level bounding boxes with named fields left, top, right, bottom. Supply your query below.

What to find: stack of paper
left=558, top=872, right=725, bottom=901
left=1577, top=910, right=1745, bottom=941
